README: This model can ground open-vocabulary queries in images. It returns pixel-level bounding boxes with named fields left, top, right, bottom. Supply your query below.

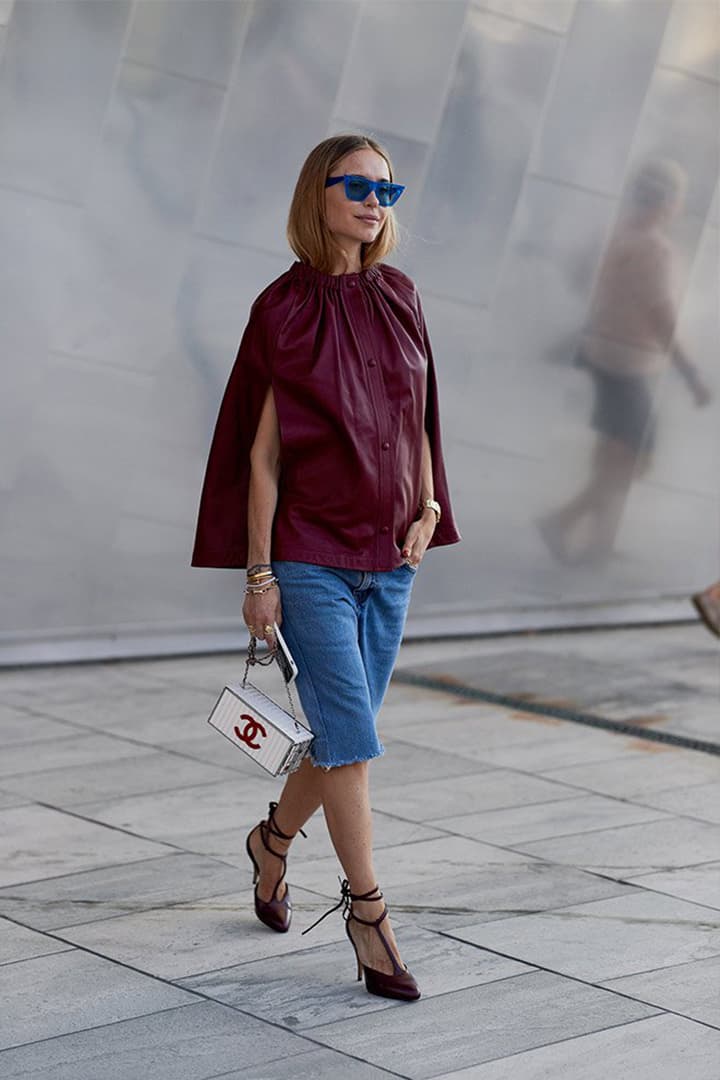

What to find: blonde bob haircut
left=287, top=134, right=400, bottom=274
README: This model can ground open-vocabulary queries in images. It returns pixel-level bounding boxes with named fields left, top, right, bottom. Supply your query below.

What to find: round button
left=368, top=358, right=377, bottom=367
left=380, top=526, right=390, bottom=535
left=382, top=441, right=390, bottom=450
left=348, top=280, right=357, bottom=287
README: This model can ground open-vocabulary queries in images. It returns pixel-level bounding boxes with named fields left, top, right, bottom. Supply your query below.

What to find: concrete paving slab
left=512, top=816, right=720, bottom=877
left=462, top=730, right=634, bottom=772
left=431, top=1013, right=720, bottom=1080
left=0, top=732, right=158, bottom=780
left=0, top=751, right=237, bottom=808
left=438, top=794, right=670, bottom=848
left=0, top=918, right=72, bottom=965
left=0, top=705, right=79, bottom=745
left=371, top=770, right=579, bottom=823
left=378, top=696, right=493, bottom=733
left=54, top=887, right=349, bottom=981
left=33, top=686, right=217, bottom=740
left=205, top=1048, right=401, bottom=1080
left=76, top=775, right=280, bottom=842
left=0, top=852, right=245, bottom=930
left=160, top=731, right=276, bottom=776
left=182, top=810, right=445, bottom=868
left=400, top=632, right=720, bottom=746
left=181, top=926, right=533, bottom=1029
left=0, top=949, right=196, bottom=1050
left=636, top=780, right=720, bottom=824
left=286, top=835, right=528, bottom=897
left=0, top=664, right=169, bottom=705
left=0, top=805, right=174, bottom=888
left=450, top=891, right=720, bottom=982
left=0, top=790, right=30, bottom=810
left=379, top=863, right=633, bottom=931
left=542, top=747, right=720, bottom=799
left=1, top=628, right=717, bottom=1079
left=627, top=862, right=720, bottom=911
left=402, top=649, right=646, bottom=711
left=391, top=710, right=582, bottom=755
left=603, top=954, right=720, bottom=1028
left=371, top=738, right=487, bottom=785
left=620, top=703, right=720, bottom=745
left=114, top=654, right=250, bottom=691
left=0, top=1000, right=313, bottom=1079
left=307, top=969, right=656, bottom=1078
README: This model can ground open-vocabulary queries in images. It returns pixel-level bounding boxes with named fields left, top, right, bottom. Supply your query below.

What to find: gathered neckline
left=291, top=261, right=382, bottom=289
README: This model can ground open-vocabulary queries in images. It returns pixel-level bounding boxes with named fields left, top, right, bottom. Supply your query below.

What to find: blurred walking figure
left=539, top=159, right=712, bottom=565
left=692, top=582, right=720, bottom=637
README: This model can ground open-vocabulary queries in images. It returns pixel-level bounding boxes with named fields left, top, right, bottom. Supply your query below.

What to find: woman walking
left=192, top=134, right=460, bottom=1001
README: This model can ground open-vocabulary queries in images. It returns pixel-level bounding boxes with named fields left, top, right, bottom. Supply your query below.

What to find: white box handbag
left=207, top=641, right=313, bottom=777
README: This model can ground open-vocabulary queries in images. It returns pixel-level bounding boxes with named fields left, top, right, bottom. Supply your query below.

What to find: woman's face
left=324, top=148, right=390, bottom=253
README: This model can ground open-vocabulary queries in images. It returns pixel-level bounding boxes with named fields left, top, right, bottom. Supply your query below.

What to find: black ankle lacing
left=265, top=801, right=307, bottom=844
left=302, top=877, right=383, bottom=936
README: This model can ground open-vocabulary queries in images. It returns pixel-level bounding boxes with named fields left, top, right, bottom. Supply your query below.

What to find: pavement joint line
left=0, top=947, right=76, bottom=970
left=0, top=999, right=201, bottom=1056
left=2, top=926, right=418, bottom=1079
left=462, top=1011, right=673, bottom=1073
left=201, top=1045, right=411, bottom=1080
left=0, top=706, right=247, bottom=774
left=30, top=799, right=185, bottom=852
left=429, top=813, right=676, bottom=848
left=433, top=930, right=679, bottom=1015
left=0, top=849, right=205, bottom=894
left=597, top=952, right=720, bottom=985
left=392, top=671, right=720, bottom=757
left=436, top=928, right=720, bottom=1002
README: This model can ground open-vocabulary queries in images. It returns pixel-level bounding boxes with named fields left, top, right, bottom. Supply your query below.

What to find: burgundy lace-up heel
left=303, top=878, right=421, bottom=1001
left=245, top=801, right=305, bottom=934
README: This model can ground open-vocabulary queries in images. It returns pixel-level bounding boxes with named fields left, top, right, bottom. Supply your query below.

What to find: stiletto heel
left=303, top=878, right=420, bottom=1001
left=245, top=801, right=306, bottom=934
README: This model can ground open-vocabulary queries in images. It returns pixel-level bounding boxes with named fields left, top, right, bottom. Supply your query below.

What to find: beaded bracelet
left=245, top=582, right=278, bottom=596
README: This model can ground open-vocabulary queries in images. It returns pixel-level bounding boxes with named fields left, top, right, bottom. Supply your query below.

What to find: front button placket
left=346, top=280, right=394, bottom=564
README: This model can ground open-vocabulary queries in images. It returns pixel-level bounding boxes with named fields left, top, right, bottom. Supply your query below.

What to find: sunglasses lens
left=345, top=176, right=371, bottom=201
left=377, top=183, right=403, bottom=207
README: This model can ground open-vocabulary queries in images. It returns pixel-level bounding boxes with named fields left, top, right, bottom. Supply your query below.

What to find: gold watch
left=420, top=498, right=441, bottom=524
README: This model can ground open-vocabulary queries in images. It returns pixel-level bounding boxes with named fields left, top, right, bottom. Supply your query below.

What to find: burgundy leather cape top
left=191, top=261, right=460, bottom=570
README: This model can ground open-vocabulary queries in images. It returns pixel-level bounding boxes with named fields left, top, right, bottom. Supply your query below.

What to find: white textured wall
left=0, top=0, right=718, bottom=661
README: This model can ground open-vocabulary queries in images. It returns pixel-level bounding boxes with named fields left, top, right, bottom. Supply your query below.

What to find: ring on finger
left=263, top=624, right=274, bottom=634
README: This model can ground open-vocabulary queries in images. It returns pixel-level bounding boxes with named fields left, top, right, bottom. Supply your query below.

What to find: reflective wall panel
left=0, top=0, right=718, bottom=660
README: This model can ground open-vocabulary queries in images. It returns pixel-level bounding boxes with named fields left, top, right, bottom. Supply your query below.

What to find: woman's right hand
left=243, top=587, right=282, bottom=646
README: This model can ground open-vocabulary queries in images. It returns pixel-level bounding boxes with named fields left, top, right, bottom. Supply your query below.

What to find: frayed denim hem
left=310, top=744, right=385, bottom=771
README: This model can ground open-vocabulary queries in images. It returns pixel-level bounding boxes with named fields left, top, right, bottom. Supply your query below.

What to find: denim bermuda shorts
left=272, top=561, right=417, bottom=769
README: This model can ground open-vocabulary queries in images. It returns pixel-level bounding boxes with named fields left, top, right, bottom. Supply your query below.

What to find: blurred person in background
left=192, top=134, right=460, bottom=1002
left=538, top=158, right=712, bottom=566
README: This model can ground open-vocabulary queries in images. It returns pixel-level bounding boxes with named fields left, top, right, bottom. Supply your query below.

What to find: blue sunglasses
left=325, top=174, right=405, bottom=208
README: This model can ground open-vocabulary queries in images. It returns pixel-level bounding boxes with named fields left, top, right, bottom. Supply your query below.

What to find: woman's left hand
left=401, top=511, right=437, bottom=568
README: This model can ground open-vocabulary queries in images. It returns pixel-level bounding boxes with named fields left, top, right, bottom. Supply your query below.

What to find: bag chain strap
left=244, top=635, right=297, bottom=720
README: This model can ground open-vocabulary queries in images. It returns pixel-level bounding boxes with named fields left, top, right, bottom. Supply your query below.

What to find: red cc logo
left=234, top=713, right=267, bottom=750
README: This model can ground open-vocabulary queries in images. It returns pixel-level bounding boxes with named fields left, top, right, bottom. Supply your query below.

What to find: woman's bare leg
left=320, top=761, right=403, bottom=976
left=248, top=757, right=323, bottom=902
left=249, top=757, right=404, bottom=974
